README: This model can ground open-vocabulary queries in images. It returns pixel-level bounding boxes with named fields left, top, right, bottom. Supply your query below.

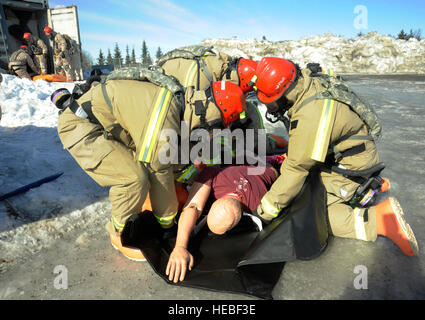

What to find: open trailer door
left=47, top=5, right=84, bottom=80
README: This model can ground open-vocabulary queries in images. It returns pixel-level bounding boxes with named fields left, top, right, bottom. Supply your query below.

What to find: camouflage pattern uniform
left=8, top=48, right=40, bottom=80
left=51, top=31, right=74, bottom=81
left=57, top=77, right=227, bottom=235
left=26, top=35, right=48, bottom=74
left=257, top=69, right=382, bottom=242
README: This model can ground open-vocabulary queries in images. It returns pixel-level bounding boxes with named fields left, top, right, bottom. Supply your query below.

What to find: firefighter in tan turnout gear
left=251, top=57, right=418, bottom=257
left=23, top=32, right=48, bottom=74
left=53, top=68, right=246, bottom=261
left=8, top=45, right=40, bottom=80
left=44, top=26, right=75, bottom=81
left=158, top=46, right=287, bottom=185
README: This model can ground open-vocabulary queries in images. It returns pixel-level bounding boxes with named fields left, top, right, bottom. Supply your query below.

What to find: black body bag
left=121, top=171, right=329, bottom=300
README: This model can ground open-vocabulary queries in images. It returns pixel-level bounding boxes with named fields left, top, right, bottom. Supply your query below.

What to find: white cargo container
left=0, top=0, right=84, bottom=80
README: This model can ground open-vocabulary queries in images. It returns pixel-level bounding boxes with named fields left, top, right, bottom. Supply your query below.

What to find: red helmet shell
left=237, top=58, right=257, bottom=94
left=212, top=81, right=246, bottom=127
left=44, top=26, right=52, bottom=35
left=254, top=57, right=297, bottom=104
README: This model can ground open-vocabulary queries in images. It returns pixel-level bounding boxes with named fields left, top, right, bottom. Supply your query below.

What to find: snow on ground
left=202, top=32, right=425, bottom=73
left=1, top=72, right=424, bottom=299
left=0, top=74, right=109, bottom=271
left=1, top=33, right=425, bottom=297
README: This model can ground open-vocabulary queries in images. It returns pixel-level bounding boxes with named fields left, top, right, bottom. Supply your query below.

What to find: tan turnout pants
left=57, top=108, right=177, bottom=235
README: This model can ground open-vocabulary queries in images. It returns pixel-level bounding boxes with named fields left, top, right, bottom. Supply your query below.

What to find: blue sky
left=49, top=0, right=425, bottom=61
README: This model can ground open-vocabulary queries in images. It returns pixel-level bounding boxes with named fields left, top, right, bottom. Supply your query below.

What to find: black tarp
left=122, top=171, right=329, bottom=300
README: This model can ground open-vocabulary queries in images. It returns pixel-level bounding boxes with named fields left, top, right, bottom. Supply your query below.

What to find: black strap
left=195, top=100, right=206, bottom=126
left=81, top=101, right=100, bottom=125
left=103, top=123, right=121, bottom=140
left=196, top=59, right=201, bottom=91
left=101, top=81, right=114, bottom=113
left=225, top=58, right=239, bottom=80
left=68, top=100, right=80, bottom=115
left=334, top=143, right=366, bottom=162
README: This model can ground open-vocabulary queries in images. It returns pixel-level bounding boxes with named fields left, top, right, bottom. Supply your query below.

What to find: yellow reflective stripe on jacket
left=184, top=53, right=212, bottom=88
left=261, top=197, right=280, bottom=217
left=153, top=211, right=177, bottom=226
left=311, top=99, right=336, bottom=162
left=353, top=208, right=367, bottom=241
left=177, top=164, right=197, bottom=183
left=325, top=69, right=336, bottom=77
left=112, top=216, right=125, bottom=231
left=185, top=61, right=198, bottom=87
left=138, top=88, right=171, bottom=163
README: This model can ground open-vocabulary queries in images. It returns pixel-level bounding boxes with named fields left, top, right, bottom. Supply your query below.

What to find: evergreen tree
left=113, top=42, right=123, bottom=68
left=131, top=47, right=137, bottom=66
left=125, top=45, right=131, bottom=67
left=397, top=29, right=408, bottom=40
left=106, top=49, right=113, bottom=65
left=155, top=46, right=163, bottom=61
left=412, top=29, right=422, bottom=41
left=97, top=49, right=105, bottom=65
left=82, top=50, right=94, bottom=71
left=141, top=40, right=152, bottom=66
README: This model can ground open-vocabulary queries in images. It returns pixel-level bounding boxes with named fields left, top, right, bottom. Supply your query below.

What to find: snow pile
left=201, top=32, right=425, bottom=74
left=0, top=74, right=109, bottom=271
left=0, top=75, right=75, bottom=127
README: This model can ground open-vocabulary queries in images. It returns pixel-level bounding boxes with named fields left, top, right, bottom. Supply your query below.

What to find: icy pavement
left=0, top=74, right=424, bottom=299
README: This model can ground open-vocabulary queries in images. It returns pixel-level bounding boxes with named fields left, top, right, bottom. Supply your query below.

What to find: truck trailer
left=0, top=0, right=84, bottom=80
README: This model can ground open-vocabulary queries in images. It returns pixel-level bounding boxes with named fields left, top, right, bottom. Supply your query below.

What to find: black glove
left=61, top=52, right=65, bottom=59
left=306, top=62, right=322, bottom=74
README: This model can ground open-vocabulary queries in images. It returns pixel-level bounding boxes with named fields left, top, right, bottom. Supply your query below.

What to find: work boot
left=110, top=232, right=146, bottom=262
left=375, top=197, right=418, bottom=256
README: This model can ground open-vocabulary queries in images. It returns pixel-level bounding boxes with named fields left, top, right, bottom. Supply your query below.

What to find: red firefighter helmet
left=23, top=33, right=31, bottom=40
left=253, top=57, right=297, bottom=104
left=44, top=26, right=53, bottom=36
left=236, top=58, right=257, bottom=94
left=211, top=81, right=246, bottom=127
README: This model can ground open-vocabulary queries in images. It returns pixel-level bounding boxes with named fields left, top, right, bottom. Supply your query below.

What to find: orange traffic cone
left=375, top=197, right=418, bottom=256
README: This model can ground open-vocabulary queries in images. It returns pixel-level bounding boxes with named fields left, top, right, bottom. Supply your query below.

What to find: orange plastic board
left=32, top=74, right=70, bottom=82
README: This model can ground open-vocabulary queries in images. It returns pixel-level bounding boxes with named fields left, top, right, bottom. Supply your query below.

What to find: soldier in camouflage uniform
left=55, top=69, right=246, bottom=261
left=250, top=57, right=418, bottom=257
left=23, top=32, right=48, bottom=74
left=8, top=45, right=40, bottom=80
left=44, top=26, right=74, bottom=81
